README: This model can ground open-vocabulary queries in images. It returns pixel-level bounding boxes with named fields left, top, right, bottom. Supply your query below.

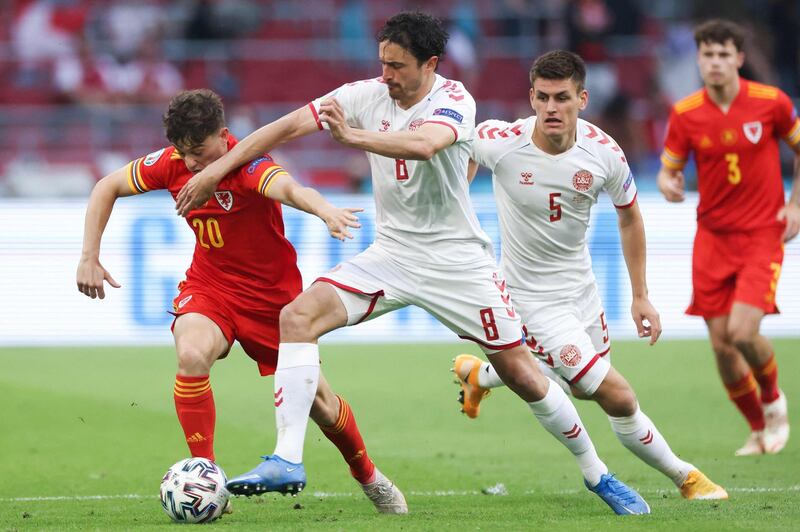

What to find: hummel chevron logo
left=274, top=387, right=284, bottom=407
left=562, top=424, right=583, bottom=439
left=639, top=430, right=654, bottom=445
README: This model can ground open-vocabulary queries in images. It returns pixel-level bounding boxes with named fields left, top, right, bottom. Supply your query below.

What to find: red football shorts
left=170, top=280, right=284, bottom=376
left=687, top=225, right=784, bottom=318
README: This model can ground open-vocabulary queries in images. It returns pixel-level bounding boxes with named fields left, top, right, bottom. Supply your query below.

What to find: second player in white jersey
left=312, top=74, right=493, bottom=267
left=472, top=116, right=637, bottom=295
left=454, top=50, right=727, bottom=503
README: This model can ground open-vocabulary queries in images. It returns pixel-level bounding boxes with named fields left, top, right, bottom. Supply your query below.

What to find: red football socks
left=725, top=373, right=765, bottom=431
left=319, top=396, right=376, bottom=484
left=173, top=375, right=216, bottom=461
left=753, top=354, right=780, bottom=403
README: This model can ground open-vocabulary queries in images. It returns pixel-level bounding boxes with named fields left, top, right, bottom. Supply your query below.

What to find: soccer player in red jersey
left=657, top=19, right=800, bottom=456
left=76, top=89, right=407, bottom=513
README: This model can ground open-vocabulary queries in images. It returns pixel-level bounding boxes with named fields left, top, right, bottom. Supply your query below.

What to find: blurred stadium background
left=1, top=0, right=799, bottom=345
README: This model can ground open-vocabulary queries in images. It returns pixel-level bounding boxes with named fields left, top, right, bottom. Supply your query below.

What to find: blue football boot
left=586, top=473, right=650, bottom=515
left=226, top=455, right=306, bottom=496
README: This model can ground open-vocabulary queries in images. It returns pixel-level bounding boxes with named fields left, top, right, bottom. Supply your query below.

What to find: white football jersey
left=472, top=116, right=637, bottom=295
left=311, top=74, right=493, bottom=268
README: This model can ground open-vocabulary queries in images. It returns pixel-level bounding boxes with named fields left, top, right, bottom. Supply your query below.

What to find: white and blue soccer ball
left=159, top=458, right=229, bottom=523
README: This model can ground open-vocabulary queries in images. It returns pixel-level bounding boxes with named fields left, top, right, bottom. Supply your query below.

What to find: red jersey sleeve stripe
left=308, top=102, right=323, bottom=130
left=784, top=119, right=800, bottom=146
left=259, top=166, right=288, bottom=196
left=127, top=159, right=149, bottom=194
left=421, top=120, right=459, bottom=142
left=614, top=191, right=637, bottom=209
left=660, top=147, right=686, bottom=170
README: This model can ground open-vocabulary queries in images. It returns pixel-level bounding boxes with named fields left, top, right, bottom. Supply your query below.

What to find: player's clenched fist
left=319, top=98, right=351, bottom=144
left=175, top=172, right=215, bottom=216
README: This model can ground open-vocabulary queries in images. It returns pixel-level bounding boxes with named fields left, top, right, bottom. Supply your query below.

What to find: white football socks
left=481, top=359, right=572, bottom=395
left=608, top=407, right=694, bottom=486
left=272, top=343, right=320, bottom=464
left=477, top=361, right=505, bottom=388
left=528, top=379, right=608, bottom=486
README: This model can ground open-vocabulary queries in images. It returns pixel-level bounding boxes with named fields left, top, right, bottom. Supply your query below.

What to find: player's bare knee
left=729, top=330, right=756, bottom=354
left=710, top=339, right=735, bottom=361
left=176, top=346, right=213, bottom=376
left=279, top=302, right=315, bottom=340
left=503, top=368, right=549, bottom=401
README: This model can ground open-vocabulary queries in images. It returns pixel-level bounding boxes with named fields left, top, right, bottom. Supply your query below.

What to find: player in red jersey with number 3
left=657, top=19, right=800, bottom=456
left=77, top=89, right=408, bottom=513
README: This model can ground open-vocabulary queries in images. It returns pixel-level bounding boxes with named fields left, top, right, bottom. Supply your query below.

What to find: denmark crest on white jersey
left=214, top=191, right=234, bottom=211
left=743, top=121, right=762, bottom=144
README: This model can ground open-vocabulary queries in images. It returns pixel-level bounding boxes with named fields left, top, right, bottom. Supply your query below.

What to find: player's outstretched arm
left=267, top=173, right=363, bottom=241
left=617, top=201, right=662, bottom=345
left=777, top=145, right=800, bottom=242
left=656, top=165, right=685, bottom=202
left=319, top=98, right=455, bottom=160
left=175, top=105, right=322, bottom=216
left=77, top=168, right=132, bottom=299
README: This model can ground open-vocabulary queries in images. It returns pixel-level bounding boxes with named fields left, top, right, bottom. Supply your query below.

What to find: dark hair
left=376, top=11, right=448, bottom=67
left=163, top=89, right=225, bottom=149
left=694, top=19, right=745, bottom=52
left=529, top=50, right=586, bottom=92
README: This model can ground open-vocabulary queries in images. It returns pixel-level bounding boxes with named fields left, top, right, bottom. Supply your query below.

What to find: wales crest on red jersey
left=214, top=191, right=234, bottom=211
left=743, top=121, right=762, bottom=144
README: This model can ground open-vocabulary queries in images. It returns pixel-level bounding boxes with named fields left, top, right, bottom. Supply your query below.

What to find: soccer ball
left=159, top=458, right=230, bottom=523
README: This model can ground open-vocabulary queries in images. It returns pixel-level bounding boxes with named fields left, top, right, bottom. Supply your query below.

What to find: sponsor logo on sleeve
left=433, top=108, right=464, bottom=123
left=178, top=295, right=193, bottom=309
left=143, top=148, right=166, bottom=166
left=214, top=191, right=234, bottom=211
left=247, top=156, right=273, bottom=174
left=623, top=171, right=634, bottom=191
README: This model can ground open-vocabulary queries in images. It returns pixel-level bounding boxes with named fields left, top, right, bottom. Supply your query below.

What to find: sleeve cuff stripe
left=422, top=120, right=459, bottom=143
left=308, top=102, right=323, bottom=130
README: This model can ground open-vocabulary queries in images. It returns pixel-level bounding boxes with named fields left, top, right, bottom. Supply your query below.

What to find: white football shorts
left=515, top=282, right=612, bottom=395
left=316, top=244, right=524, bottom=354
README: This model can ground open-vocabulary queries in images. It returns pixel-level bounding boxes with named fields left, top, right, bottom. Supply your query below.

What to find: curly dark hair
left=529, top=50, right=587, bottom=92
left=694, top=19, right=745, bottom=52
left=376, top=11, right=448, bottom=68
left=163, top=89, right=225, bottom=149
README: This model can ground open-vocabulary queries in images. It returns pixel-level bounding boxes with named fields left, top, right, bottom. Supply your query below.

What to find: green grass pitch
left=2, top=339, right=799, bottom=530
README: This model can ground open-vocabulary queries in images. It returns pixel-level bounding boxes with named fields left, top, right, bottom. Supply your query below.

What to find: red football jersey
left=661, top=78, right=800, bottom=232
left=125, top=136, right=302, bottom=309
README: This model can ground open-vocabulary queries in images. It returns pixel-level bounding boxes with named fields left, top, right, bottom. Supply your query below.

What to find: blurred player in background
left=657, top=19, right=800, bottom=456
left=177, top=12, right=650, bottom=516
left=452, top=50, right=727, bottom=500
left=76, top=89, right=408, bottom=514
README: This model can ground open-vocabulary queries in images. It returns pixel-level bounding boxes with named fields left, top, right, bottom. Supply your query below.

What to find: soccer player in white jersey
left=175, top=13, right=649, bottom=515
left=453, top=50, right=728, bottom=501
